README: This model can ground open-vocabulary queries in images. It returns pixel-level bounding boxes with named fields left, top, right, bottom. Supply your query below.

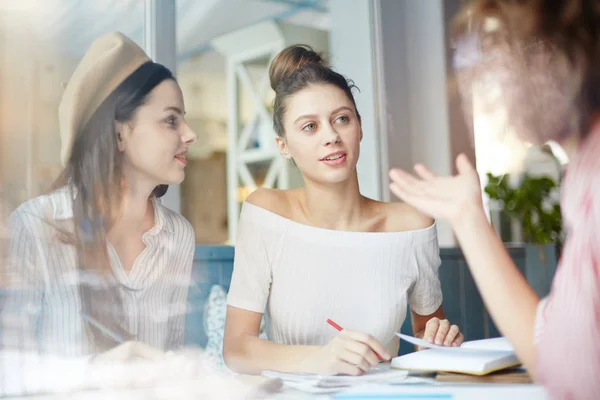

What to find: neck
left=111, top=175, right=156, bottom=233
left=559, top=110, right=600, bottom=161
left=557, top=134, right=580, bottom=162
left=301, top=170, right=364, bottom=230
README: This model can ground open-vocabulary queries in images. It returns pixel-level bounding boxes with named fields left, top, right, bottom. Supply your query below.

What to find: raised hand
left=389, top=154, right=484, bottom=226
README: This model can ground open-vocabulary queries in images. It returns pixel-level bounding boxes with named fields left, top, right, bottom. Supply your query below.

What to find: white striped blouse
left=0, top=186, right=195, bottom=357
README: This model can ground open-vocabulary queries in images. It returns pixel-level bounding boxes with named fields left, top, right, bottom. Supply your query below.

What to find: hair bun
left=269, top=44, right=326, bottom=91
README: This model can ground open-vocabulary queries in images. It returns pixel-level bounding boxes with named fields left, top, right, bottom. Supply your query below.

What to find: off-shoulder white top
left=227, top=202, right=443, bottom=356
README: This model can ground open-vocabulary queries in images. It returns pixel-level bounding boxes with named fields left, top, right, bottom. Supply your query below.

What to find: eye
left=334, top=115, right=349, bottom=124
left=166, top=115, right=179, bottom=127
left=302, top=122, right=317, bottom=132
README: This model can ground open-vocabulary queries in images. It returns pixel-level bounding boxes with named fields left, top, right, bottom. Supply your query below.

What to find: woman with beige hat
left=1, top=31, right=197, bottom=362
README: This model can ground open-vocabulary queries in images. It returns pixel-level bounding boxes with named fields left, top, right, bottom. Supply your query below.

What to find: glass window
left=0, top=0, right=145, bottom=211
left=176, top=0, right=330, bottom=244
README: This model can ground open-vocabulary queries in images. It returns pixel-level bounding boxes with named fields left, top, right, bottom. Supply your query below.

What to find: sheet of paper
left=263, top=364, right=408, bottom=383
left=396, top=333, right=513, bottom=354
left=461, top=337, right=514, bottom=352
left=262, top=364, right=410, bottom=393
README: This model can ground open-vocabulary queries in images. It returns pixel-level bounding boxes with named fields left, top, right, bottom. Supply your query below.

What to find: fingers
left=93, top=341, right=165, bottom=364
left=389, top=181, right=426, bottom=208
left=131, top=342, right=165, bottom=360
left=423, top=319, right=462, bottom=347
left=413, top=164, right=436, bottom=181
left=434, top=319, right=451, bottom=345
left=452, top=333, right=465, bottom=347
left=389, top=169, right=427, bottom=196
left=389, top=182, right=408, bottom=202
left=443, top=324, right=461, bottom=346
left=389, top=168, right=409, bottom=185
left=343, top=331, right=391, bottom=361
left=423, top=318, right=440, bottom=343
left=337, top=348, right=372, bottom=372
left=331, top=332, right=390, bottom=376
left=389, top=168, right=447, bottom=203
left=390, top=163, right=436, bottom=185
left=344, top=340, right=380, bottom=367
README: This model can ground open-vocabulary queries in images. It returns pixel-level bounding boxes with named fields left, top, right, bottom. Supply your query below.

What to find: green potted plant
left=484, top=172, right=562, bottom=297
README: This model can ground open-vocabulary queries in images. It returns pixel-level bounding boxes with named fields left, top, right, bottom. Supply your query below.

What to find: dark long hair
left=452, top=0, right=600, bottom=141
left=51, top=61, right=174, bottom=352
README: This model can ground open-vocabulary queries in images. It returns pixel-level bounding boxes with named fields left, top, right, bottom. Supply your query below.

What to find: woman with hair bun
left=223, top=45, right=462, bottom=375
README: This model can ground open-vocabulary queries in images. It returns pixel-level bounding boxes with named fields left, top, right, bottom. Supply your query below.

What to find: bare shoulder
left=378, top=201, right=434, bottom=232
left=244, top=188, right=299, bottom=219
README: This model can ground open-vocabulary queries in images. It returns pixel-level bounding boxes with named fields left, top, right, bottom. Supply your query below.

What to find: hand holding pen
left=82, top=313, right=164, bottom=363
left=299, top=319, right=392, bottom=376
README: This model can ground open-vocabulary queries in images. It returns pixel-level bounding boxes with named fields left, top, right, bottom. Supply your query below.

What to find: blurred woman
left=1, top=31, right=197, bottom=360
left=389, top=1, right=600, bottom=398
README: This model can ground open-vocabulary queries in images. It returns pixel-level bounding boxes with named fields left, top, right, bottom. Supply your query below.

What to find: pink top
left=535, top=126, right=600, bottom=400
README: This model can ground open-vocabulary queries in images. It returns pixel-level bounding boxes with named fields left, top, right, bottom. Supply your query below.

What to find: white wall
left=372, top=0, right=470, bottom=247
left=329, top=0, right=381, bottom=201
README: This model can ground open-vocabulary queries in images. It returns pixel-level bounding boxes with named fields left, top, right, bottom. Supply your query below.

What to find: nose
left=182, top=122, right=197, bottom=145
left=323, top=124, right=341, bottom=146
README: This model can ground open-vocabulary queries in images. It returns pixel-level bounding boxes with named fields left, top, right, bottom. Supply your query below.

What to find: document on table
left=396, top=333, right=514, bottom=353
left=261, top=364, right=415, bottom=394
left=392, top=334, right=520, bottom=375
left=334, top=383, right=549, bottom=400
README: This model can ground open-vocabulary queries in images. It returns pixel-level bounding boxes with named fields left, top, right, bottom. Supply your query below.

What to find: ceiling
left=0, top=0, right=329, bottom=59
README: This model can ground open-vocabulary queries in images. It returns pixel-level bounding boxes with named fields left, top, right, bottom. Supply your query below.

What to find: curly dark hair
left=452, top=0, right=600, bottom=142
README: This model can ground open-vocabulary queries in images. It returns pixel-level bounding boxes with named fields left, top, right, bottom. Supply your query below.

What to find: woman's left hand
left=422, top=317, right=464, bottom=347
left=389, top=154, right=483, bottom=227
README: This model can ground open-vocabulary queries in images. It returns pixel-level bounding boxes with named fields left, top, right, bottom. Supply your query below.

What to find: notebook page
left=396, top=333, right=515, bottom=354
left=391, top=348, right=519, bottom=375
left=461, top=337, right=514, bottom=352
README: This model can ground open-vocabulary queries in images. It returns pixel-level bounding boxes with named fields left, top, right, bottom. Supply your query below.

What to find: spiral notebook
left=391, top=334, right=521, bottom=376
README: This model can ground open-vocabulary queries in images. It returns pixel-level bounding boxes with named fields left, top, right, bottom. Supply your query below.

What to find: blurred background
left=0, top=0, right=572, bottom=367
left=0, top=0, right=564, bottom=247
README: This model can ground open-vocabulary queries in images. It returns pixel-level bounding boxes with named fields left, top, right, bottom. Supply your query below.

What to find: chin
left=319, top=170, right=353, bottom=184
left=163, top=171, right=185, bottom=185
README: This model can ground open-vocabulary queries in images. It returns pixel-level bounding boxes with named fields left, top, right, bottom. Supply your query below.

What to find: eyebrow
left=293, top=106, right=354, bottom=125
left=164, top=106, right=185, bottom=115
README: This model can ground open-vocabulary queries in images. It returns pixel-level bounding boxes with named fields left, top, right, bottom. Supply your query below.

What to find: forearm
left=453, top=210, right=539, bottom=375
left=223, top=334, right=320, bottom=375
left=412, top=307, right=446, bottom=338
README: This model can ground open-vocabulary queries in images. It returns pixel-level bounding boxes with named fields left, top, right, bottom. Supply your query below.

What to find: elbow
left=222, top=341, right=239, bottom=371
left=222, top=336, right=255, bottom=375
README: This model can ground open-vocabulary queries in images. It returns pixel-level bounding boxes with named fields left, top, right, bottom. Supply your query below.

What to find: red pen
left=326, top=318, right=383, bottom=360
left=326, top=318, right=343, bottom=331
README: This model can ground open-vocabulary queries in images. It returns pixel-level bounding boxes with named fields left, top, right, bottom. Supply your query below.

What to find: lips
left=320, top=151, right=347, bottom=166
left=175, top=152, right=187, bottom=166
left=320, top=151, right=346, bottom=161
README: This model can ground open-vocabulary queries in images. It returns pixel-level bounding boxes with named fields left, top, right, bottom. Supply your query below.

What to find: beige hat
left=58, top=31, right=151, bottom=166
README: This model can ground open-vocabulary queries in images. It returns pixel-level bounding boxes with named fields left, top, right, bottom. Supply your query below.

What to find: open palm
left=389, top=154, right=484, bottom=226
